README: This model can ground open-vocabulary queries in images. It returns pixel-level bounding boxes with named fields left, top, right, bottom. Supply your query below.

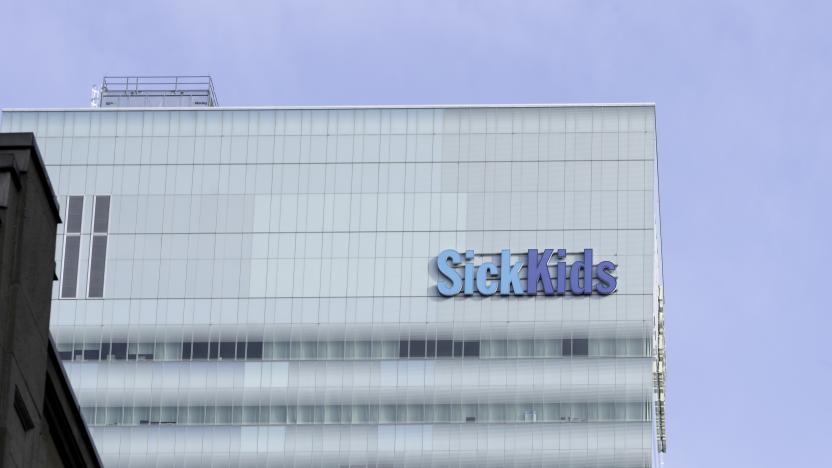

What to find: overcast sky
left=1, top=1, right=830, bottom=466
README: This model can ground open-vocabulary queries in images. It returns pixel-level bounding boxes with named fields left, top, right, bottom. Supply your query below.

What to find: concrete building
left=0, top=132, right=102, bottom=467
left=0, top=77, right=667, bottom=467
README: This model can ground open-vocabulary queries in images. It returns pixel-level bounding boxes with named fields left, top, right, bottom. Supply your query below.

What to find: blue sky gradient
left=1, top=1, right=830, bottom=466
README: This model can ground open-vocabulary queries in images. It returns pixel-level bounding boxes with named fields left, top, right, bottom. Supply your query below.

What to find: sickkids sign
left=436, top=249, right=617, bottom=297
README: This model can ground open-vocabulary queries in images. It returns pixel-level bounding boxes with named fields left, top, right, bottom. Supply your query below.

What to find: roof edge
left=2, top=102, right=656, bottom=112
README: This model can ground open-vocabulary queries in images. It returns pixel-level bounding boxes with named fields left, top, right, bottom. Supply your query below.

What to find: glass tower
left=1, top=99, right=665, bottom=467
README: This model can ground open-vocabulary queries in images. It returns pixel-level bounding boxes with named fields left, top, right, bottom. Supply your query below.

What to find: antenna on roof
left=90, top=84, right=100, bottom=108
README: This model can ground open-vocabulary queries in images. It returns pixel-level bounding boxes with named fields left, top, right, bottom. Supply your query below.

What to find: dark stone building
left=0, top=133, right=101, bottom=467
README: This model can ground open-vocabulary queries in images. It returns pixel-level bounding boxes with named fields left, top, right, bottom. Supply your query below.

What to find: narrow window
left=436, top=340, right=453, bottom=357
left=219, top=342, right=236, bottom=360
left=99, top=342, right=111, bottom=360
left=463, top=341, right=480, bottom=358
left=562, top=338, right=573, bottom=356
left=453, top=341, right=464, bottom=358
left=110, top=343, right=127, bottom=360
left=92, top=196, right=110, bottom=233
left=182, top=342, right=192, bottom=360
left=246, top=341, right=263, bottom=359
left=66, top=196, right=84, bottom=233
left=572, top=338, right=589, bottom=356
left=425, top=340, right=436, bottom=358
left=87, top=236, right=107, bottom=297
left=209, top=341, right=219, bottom=360
left=88, top=195, right=110, bottom=298
left=61, top=195, right=85, bottom=298
left=192, top=342, right=209, bottom=360
left=61, top=236, right=81, bottom=298
left=409, top=340, right=425, bottom=358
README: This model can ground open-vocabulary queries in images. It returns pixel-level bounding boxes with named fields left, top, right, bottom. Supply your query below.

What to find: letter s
left=595, top=260, right=617, bottom=295
left=437, top=249, right=463, bottom=296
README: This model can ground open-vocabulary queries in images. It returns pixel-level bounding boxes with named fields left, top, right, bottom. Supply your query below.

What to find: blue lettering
left=499, top=249, right=525, bottom=296
left=569, top=249, right=594, bottom=295
left=436, top=248, right=617, bottom=298
left=526, top=248, right=554, bottom=295
left=476, top=262, right=499, bottom=295
left=463, top=250, right=476, bottom=296
left=437, top=249, right=463, bottom=296
left=556, top=249, right=567, bottom=295
left=595, top=260, right=617, bottom=295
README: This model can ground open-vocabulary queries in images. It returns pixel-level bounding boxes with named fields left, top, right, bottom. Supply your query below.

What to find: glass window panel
left=562, top=338, right=573, bottom=356
left=395, top=405, right=407, bottom=423
left=379, top=405, right=396, bottom=423
left=242, top=406, right=258, bottom=424
left=61, top=236, right=81, bottom=298
left=192, top=342, right=208, bottom=360
left=220, top=341, right=236, bottom=360
left=517, top=340, right=533, bottom=357
left=491, top=340, right=507, bottom=358
left=463, top=341, right=480, bottom=357
left=409, top=340, right=425, bottom=358
left=99, top=342, right=111, bottom=360
left=66, top=196, right=84, bottom=233
left=453, top=341, right=463, bottom=358
left=297, top=406, right=314, bottom=424
left=572, top=338, right=589, bottom=356
left=352, top=405, right=369, bottom=423
left=88, top=236, right=107, bottom=297
left=93, top=195, right=110, bottom=233
left=355, top=341, right=371, bottom=359
left=324, top=405, right=340, bottom=423
left=270, top=406, right=287, bottom=424
left=111, top=342, right=127, bottom=360
left=425, top=340, right=436, bottom=358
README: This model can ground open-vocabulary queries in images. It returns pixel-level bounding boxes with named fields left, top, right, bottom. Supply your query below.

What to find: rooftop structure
left=93, top=76, right=218, bottom=108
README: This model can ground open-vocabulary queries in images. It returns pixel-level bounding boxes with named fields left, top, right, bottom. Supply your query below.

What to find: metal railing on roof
left=94, top=76, right=218, bottom=108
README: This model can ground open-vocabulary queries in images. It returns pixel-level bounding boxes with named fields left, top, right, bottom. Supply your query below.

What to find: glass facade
left=1, top=105, right=662, bottom=467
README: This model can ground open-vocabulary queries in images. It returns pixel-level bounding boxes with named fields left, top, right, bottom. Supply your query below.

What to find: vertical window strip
left=61, top=195, right=84, bottom=298
left=88, top=236, right=107, bottom=298
left=61, top=236, right=81, bottom=298
left=93, top=195, right=110, bottom=233
left=87, top=195, right=111, bottom=298
left=66, top=196, right=84, bottom=233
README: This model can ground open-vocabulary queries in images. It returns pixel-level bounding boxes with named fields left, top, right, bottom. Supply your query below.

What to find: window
left=87, top=237, right=107, bottom=297
left=563, top=338, right=589, bottom=357
left=245, top=341, right=263, bottom=359
left=463, top=341, right=480, bottom=357
left=88, top=195, right=110, bottom=298
left=66, top=196, right=84, bottom=233
left=56, top=338, right=649, bottom=362
left=572, top=338, right=589, bottom=356
left=409, top=340, right=425, bottom=358
left=61, top=236, right=81, bottom=298
left=191, top=342, right=209, bottom=360
left=60, top=196, right=84, bottom=298
left=219, top=342, right=236, bottom=360
left=92, top=195, right=110, bottom=233
left=436, top=340, right=453, bottom=357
